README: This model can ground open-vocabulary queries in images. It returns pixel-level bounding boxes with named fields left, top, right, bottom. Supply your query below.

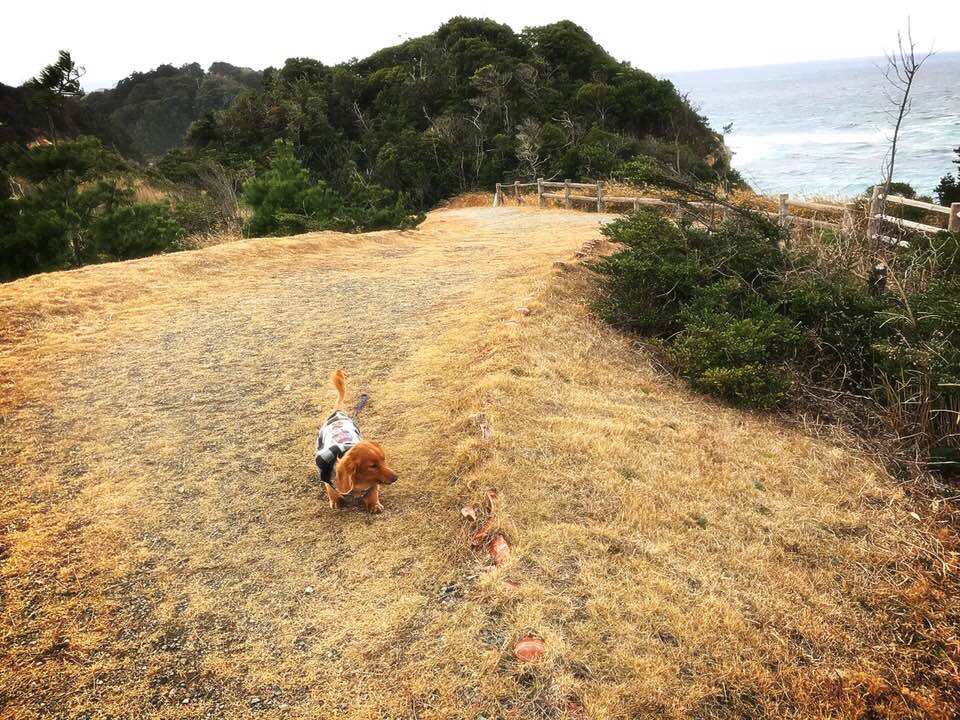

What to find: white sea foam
left=728, top=130, right=888, bottom=164
left=667, top=53, right=960, bottom=194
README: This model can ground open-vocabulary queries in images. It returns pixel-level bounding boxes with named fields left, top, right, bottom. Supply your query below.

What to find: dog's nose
left=389, top=473, right=399, bottom=483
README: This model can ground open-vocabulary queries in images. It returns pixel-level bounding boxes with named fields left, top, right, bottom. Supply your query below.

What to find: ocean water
left=666, top=53, right=960, bottom=197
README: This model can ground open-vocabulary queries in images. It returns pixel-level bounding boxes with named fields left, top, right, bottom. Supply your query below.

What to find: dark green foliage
left=594, top=210, right=796, bottom=409
left=188, top=18, right=733, bottom=210
left=594, top=211, right=795, bottom=407
left=935, top=146, right=960, bottom=206
left=672, top=280, right=800, bottom=407
left=28, top=51, right=84, bottom=98
left=780, top=275, right=892, bottom=383
left=242, top=142, right=342, bottom=237
left=87, top=201, right=184, bottom=260
left=592, top=211, right=700, bottom=333
left=6, top=135, right=124, bottom=181
left=595, top=171, right=960, bottom=469
left=593, top=207, right=784, bottom=335
left=82, top=62, right=263, bottom=158
left=242, top=141, right=422, bottom=237
left=0, top=79, right=134, bottom=154
left=0, top=137, right=184, bottom=280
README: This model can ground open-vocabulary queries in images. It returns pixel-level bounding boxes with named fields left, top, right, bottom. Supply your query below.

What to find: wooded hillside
left=1, top=17, right=739, bottom=281
left=183, top=17, right=735, bottom=207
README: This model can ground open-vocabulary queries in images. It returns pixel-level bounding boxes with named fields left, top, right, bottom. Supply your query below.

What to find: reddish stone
left=488, top=534, right=511, bottom=564
left=514, top=636, right=545, bottom=661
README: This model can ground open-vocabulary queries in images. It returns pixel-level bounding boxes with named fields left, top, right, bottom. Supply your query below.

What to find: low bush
left=673, top=283, right=800, bottom=407
left=594, top=211, right=797, bottom=407
left=592, top=211, right=699, bottom=334
left=779, top=275, right=892, bottom=385
left=89, top=201, right=184, bottom=260
left=0, top=138, right=186, bottom=280
left=242, top=141, right=424, bottom=237
left=594, top=162, right=960, bottom=472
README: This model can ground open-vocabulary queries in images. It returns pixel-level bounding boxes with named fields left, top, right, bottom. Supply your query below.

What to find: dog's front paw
left=366, top=501, right=384, bottom=514
left=329, top=497, right=345, bottom=510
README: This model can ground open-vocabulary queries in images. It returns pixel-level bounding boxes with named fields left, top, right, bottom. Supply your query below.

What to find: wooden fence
left=866, top=187, right=960, bottom=241
left=493, top=178, right=960, bottom=239
left=494, top=179, right=677, bottom=212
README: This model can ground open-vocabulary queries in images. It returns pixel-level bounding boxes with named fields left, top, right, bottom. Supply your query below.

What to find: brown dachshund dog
left=315, top=370, right=398, bottom=513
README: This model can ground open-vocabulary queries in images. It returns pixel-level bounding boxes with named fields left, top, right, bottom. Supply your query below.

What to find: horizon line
left=659, top=48, right=960, bottom=76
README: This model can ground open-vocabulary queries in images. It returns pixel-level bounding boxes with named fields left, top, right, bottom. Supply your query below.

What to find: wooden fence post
left=537, top=178, right=544, bottom=208
left=564, top=179, right=571, bottom=210
left=866, top=186, right=881, bottom=240
left=494, top=183, right=502, bottom=207
left=514, top=180, right=521, bottom=205
left=596, top=181, right=604, bottom=212
left=950, top=202, right=960, bottom=234
left=778, top=193, right=789, bottom=227
left=632, top=197, right=639, bottom=212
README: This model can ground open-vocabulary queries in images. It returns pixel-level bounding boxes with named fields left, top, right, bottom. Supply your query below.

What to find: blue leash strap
left=352, top=392, right=369, bottom=420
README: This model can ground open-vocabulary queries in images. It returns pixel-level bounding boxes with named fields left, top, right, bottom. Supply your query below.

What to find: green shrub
left=595, top=163, right=959, bottom=469
left=89, top=202, right=184, bottom=260
left=594, top=209, right=786, bottom=336
left=0, top=138, right=186, bottom=280
left=779, top=275, right=892, bottom=384
left=595, top=209, right=798, bottom=408
left=672, top=283, right=800, bottom=408
left=593, top=210, right=700, bottom=333
left=696, top=365, right=792, bottom=409
left=242, top=141, right=341, bottom=237
left=242, top=141, right=423, bottom=237
left=693, top=220, right=785, bottom=288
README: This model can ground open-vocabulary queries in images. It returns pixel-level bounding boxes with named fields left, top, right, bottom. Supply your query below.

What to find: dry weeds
left=0, top=206, right=955, bottom=718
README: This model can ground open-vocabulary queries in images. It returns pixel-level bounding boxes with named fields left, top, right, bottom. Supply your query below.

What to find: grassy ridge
left=1, top=207, right=954, bottom=717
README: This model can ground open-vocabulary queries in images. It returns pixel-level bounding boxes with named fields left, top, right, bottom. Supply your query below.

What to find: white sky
left=2, top=1, right=958, bottom=90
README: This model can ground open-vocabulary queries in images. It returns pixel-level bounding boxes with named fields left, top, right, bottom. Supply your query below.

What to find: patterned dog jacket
left=315, top=411, right=361, bottom=486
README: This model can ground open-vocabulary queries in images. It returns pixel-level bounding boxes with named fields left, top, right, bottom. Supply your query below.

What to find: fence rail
left=866, top=186, right=960, bottom=237
left=493, top=177, right=960, bottom=240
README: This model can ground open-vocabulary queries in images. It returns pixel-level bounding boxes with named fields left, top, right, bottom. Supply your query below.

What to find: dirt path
left=0, top=208, right=605, bottom=718
left=1, top=207, right=950, bottom=719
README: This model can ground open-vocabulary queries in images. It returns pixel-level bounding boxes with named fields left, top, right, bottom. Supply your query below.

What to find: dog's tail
left=331, top=369, right=347, bottom=411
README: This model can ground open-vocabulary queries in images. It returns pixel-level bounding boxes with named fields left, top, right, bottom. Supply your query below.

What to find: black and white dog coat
left=315, top=411, right=362, bottom=487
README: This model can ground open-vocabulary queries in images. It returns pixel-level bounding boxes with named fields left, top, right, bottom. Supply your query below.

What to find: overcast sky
left=2, top=1, right=958, bottom=90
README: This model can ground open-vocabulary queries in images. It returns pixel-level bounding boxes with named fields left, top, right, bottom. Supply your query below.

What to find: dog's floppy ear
left=334, top=449, right=358, bottom=495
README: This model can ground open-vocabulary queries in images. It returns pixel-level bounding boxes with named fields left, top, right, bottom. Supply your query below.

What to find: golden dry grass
left=131, top=179, right=168, bottom=204
left=434, top=191, right=495, bottom=209
left=0, top=206, right=956, bottom=719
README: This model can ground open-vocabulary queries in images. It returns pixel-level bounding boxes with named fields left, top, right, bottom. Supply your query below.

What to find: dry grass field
left=1, top=206, right=956, bottom=719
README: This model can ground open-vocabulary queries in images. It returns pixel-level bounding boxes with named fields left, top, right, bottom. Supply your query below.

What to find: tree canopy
left=183, top=18, right=735, bottom=209
left=2, top=18, right=744, bottom=281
